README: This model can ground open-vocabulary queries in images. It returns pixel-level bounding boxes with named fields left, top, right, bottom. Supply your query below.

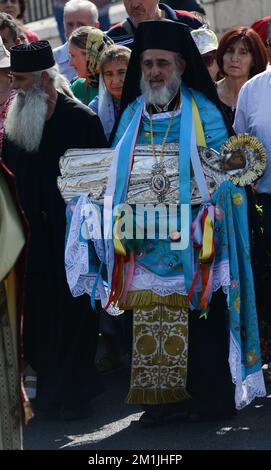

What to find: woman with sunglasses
left=216, top=26, right=267, bottom=124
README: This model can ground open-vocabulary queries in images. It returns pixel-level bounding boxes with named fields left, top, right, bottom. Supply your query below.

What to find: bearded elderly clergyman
left=2, top=40, right=107, bottom=420
left=63, top=20, right=266, bottom=427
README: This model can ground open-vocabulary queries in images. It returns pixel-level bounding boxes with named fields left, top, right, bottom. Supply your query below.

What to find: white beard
left=5, top=85, right=48, bottom=153
left=140, top=70, right=181, bottom=106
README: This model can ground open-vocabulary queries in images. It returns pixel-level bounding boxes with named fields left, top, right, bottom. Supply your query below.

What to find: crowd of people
left=1, top=0, right=271, bottom=450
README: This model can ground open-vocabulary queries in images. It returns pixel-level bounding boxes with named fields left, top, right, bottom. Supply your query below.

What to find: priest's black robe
left=2, top=93, right=107, bottom=418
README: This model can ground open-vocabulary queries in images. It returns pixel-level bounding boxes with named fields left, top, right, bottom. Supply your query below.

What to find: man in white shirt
left=234, top=69, right=271, bottom=245
left=53, top=0, right=99, bottom=82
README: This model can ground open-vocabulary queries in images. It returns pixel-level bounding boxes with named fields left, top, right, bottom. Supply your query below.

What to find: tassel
left=104, top=254, right=118, bottom=309
left=126, top=387, right=190, bottom=405
left=189, top=204, right=215, bottom=314
left=119, top=251, right=135, bottom=304
left=111, top=255, right=124, bottom=303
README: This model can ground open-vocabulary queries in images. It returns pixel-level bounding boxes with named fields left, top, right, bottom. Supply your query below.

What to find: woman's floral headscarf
left=86, top=28, right=113, bottom=87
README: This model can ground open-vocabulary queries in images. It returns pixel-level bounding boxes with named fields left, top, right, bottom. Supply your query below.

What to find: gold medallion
left=150, top=163, right=170, bottom=202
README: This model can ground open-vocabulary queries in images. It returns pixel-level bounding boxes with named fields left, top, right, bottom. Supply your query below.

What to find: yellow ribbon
left=192, top=97, right=207, bottom=147
left=192, top=95, right=213, bottom=263
left=199, top=213, right=214, bottom=263
left=113, top=216, right=127, bottom=256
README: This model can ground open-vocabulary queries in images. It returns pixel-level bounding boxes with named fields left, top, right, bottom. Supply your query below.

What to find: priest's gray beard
left=5, top=85, right=49, bottom=153
left=140, top=70, right=181, bottom=106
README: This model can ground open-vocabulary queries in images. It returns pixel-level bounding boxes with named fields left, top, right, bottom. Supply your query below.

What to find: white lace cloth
left=129, top=260, right=230, bottom=296
left=229, top=331, right=266, bottom=409
left=65, top=195, right=107, bottom=305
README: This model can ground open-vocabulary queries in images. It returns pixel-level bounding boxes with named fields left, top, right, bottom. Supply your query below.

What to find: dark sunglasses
left=202, top=52, right=217, bottom=67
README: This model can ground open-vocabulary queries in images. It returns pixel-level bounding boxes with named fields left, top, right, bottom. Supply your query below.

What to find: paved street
left=24, top=368, right=271, bottom=451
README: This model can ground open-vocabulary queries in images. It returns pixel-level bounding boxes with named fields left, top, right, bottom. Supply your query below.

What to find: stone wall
left=202, top=0, right=271, bottom=34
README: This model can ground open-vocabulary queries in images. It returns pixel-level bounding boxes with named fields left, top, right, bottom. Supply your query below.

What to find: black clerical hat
left=137, top=19, right=192, bottom=53
left=120, top=20, right=220, bottom=111
left=108, top=19, right=233, bottom=144
left=10, top=40, right=55, bottom=73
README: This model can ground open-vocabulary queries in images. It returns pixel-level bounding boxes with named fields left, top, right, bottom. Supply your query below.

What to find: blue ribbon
left=105, top=97, right=144, bottom=294
left=179, top=85, right=197, bottom=307
left=114, top=96, right=144, bottom=208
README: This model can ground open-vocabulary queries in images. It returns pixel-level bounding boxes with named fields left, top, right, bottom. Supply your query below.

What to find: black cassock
left=2, top=93, right=107, bottom=418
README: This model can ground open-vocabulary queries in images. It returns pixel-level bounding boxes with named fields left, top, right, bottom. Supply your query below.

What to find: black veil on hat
left=119, top=20, right=232, bottom=134
left=10, top=40, right=55, bottom=73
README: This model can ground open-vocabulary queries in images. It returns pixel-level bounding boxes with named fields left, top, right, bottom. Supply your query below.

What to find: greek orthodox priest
left=63, top=20, right=266, bottom=426
left=2, top=40, right=107, bottom=420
